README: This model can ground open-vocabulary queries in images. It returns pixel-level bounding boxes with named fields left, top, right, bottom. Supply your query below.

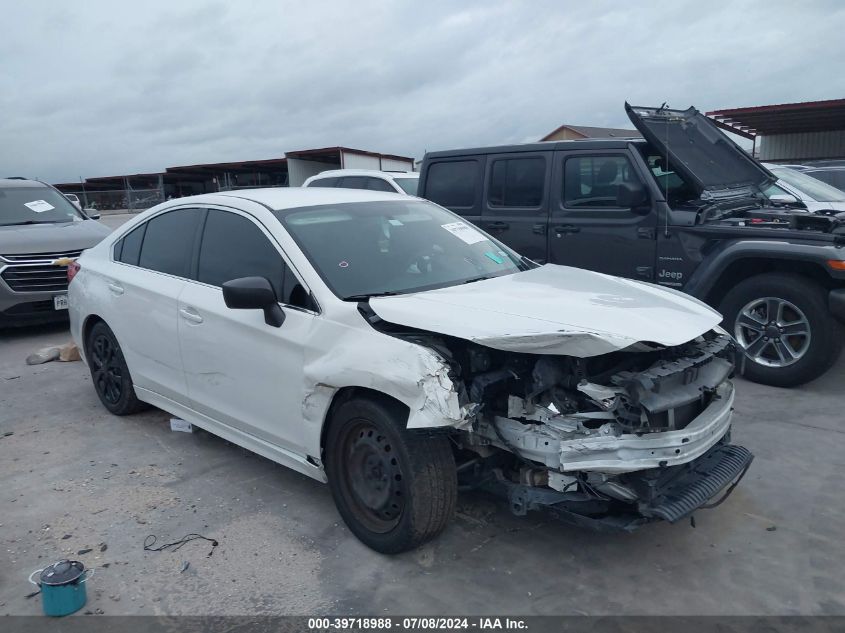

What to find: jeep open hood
left=625, top=103, right=776, bottom=198
left=369, top=265, right=722, bottom=357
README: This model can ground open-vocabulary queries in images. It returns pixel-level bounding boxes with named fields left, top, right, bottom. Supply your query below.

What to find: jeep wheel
left=325, top=396, right=457, bottom=554
left=720, top=273, right=843, bottom=387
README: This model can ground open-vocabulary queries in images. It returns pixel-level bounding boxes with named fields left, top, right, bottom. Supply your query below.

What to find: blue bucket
left=28, top=560, right=93, bottom=617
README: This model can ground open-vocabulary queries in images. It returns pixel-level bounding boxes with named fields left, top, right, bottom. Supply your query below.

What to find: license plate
left=53, top=295, right=68, bottom=310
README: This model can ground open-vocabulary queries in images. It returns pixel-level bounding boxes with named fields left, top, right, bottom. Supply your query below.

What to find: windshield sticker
left=441, top=221, right=487, bottom=245
left=24, top=200, right=55, bottom=213
left=484, top=251, right=505, bottom=264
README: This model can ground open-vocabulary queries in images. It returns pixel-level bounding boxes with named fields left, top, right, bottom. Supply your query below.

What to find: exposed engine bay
left=362, top=301, right=752, bottom=530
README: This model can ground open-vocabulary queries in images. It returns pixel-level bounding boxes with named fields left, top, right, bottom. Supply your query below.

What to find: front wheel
left=325, top=397, right=457, bottom=554
left=720, top=273, right=843, bottom=387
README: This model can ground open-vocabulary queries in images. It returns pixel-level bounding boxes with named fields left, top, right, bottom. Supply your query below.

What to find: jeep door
left=480, top=151, right=552, bottom=263
left=549, top=150, right=658, bottom=280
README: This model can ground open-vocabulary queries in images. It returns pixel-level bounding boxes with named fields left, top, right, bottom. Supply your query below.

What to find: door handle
left=553, top=224, right=580, bottom=235
left=107, top=282, right=124, bottom=296
left=179, top=308, right=203, bottom=324
left=532, top=223, right=547, bottom=235
left=485, top=221, right=510, bottom=230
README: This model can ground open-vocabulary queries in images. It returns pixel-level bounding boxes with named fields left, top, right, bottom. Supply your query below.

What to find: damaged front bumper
left=477, top=382, right=735, bottom=474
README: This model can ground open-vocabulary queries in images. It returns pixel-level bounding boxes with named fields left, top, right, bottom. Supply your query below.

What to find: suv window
left=116, top=223, right=147, bottom=265
left=366, top=177, right=395, bottom=192
left=563, top=155, right=640, bottom=208
left=337, top=176, right=368, bottom=190
left=308, top=177, right=340, bottom=188
left=488, top=157, right=545, bottom=207
left=197, top=210, right=286, bottom=298
left=137, top=208, right=200, bottom=276
left=426, top=161, right=478, bottom=208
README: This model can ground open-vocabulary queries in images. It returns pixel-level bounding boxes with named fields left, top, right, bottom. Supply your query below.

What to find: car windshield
left=0, top=186, right=84, bottom=226
left=769, top=167, right=845, bottom=202
left=393, top=177, right=418, bottom=195
left=276, top=200, right=524, bottom=299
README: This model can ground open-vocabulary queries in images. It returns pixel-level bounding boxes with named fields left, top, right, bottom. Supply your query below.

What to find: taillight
left=67, top=260, right=81, bottom=283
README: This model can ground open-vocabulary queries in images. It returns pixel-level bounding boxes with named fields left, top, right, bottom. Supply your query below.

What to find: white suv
left=303, top=169, right=418, bottom=195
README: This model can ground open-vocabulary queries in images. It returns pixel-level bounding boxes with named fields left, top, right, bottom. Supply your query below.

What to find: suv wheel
left=325, top=397, right=457, bottom=554
left=720, top=273, right=843, bottom=387
left=85, top=321, right=147, bottom=415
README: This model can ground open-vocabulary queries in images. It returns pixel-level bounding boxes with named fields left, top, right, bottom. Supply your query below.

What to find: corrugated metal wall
left=759, top=131, right=845, bottom=161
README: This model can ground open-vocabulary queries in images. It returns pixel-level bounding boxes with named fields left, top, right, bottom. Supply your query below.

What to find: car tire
left=85, top=321, right=147, bottom=415
left=719, top=272, right=843, bottom=387
left=325, top=396, right=457, bottom=554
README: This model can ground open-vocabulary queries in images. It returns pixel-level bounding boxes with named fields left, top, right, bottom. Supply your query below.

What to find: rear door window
left=425, top=160, right=478, bottom=208
left=488, top=157, right=546, bottom=207
left=366, top=177, right=395, bottom=192
left=137, top=208, right=201, bottom=277
left=563, top=155, right=641, bottom=208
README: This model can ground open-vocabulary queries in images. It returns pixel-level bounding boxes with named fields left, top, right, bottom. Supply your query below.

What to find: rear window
left=137, top=209, right=200, bottom=277
left=425, top=161, right=478, bottom=208
left=393, top=177, right=418, bottom=195
left=307, top=177, right=340, bottom=188
left=366, top=178, right=395, bottom=192
left=337, top=176, right=368, bottom=190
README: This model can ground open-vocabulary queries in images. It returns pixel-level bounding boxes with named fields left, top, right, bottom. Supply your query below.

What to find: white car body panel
left=370, top=264, right=721, bottom=357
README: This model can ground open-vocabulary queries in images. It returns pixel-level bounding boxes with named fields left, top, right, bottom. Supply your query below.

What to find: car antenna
left=662, top=102, right=671, bottom=237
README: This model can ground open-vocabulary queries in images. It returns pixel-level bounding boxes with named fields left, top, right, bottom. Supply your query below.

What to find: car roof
left=0, top=178, right=48, bottom=188
left=174, top=186, right=413, bottom=211
left=424, top=138, right=645, bottom=159
left=308, top=169, right=418, bottom=179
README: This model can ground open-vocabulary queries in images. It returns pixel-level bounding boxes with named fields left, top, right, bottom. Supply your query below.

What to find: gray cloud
left=2, top=0, right=844, bottom=182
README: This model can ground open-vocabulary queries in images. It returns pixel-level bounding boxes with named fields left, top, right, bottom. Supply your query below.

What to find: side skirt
left=134, top=387, right=328, bottom=484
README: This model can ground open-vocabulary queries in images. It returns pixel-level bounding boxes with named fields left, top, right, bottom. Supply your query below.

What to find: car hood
left=626, top=103, right=776, bottom=198
left=369, top=264, right=722, bottom=357
left=0, top=220, right=111, bottom=255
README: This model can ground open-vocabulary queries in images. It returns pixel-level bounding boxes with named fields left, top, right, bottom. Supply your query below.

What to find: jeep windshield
left=0, top=187, right=84, bottom=226
left=276, top=200, right=525, bottom=300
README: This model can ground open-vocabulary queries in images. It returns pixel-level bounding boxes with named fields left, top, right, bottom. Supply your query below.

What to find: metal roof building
left=540, top=124, right=641, bottom=142
left=706, top=99, right=845, bottom=162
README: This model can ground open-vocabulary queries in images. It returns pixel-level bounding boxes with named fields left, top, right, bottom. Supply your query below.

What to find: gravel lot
left=1, top=213, right=843, bottom=616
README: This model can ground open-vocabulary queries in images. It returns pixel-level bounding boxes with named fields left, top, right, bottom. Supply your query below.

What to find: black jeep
left=418, top=103, right=845, bottom=387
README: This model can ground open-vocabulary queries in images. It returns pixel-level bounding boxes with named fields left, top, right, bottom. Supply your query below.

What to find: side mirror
left=769, top=193, right=799, bottom=205
left=222, top=277, right=285, bottom=327
left=616, top=182, right=649, bottom=214
left=84, top=209, right=101, bottom=220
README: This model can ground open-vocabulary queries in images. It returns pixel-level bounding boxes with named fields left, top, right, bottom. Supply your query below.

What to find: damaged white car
left=69, top=188, right=752, bottom=553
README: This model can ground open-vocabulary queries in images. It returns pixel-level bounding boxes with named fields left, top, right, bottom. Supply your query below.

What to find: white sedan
left=69, top=188, right=751, bottom=553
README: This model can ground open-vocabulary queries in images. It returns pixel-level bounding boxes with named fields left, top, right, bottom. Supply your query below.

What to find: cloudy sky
left=3, top=1, right=844, bottom=183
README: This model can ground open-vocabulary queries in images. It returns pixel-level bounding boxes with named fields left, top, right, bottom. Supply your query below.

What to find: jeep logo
left=658, top=269, right=683, bottom=280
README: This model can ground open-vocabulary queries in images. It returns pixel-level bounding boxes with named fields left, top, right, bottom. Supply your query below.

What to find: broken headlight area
left=421, top=327, right=747, bottom=529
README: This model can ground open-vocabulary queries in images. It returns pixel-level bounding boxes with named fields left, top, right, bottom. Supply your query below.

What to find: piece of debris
left=101, top=563, right=110, bottom=569
left=58, top=342, right=81, bottom=362
left=3, top=375, right=21, bottom=381
left=100, top=543, right=108, bottom=552
left=25, top=346, right=61, bottom=365
left=170, top=418, right=193, bottom=433
left=62, top=534, right=72, bottom=540
left=77, top=548, right=93, bottom=555
left=180, top=561, right=190, bottom=573
left=3, top=432, right=13, bottom=437
left=766, top=525, right=777, bottom=532
left=25, top=590, right=41, bottom=599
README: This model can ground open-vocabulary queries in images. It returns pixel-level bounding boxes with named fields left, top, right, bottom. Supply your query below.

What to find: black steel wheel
left=325, top=396, right=457, bottom=554
left=85, top=321, right=146, bottom=415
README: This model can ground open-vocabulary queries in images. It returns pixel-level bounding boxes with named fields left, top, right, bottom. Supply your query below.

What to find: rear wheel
left=720, top=273, right=843, bottom=387
left=325, top=397, right=457, bottom=554
left=85, top=321, right=147, bottom=415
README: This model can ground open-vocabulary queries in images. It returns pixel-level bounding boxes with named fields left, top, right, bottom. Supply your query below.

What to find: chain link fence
left=77, top=188, right=164, bottom=212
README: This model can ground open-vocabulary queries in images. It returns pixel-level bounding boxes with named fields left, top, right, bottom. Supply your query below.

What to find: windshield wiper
left=462, top=275, right=493, bottom=284
left=342, top=290, right=402, bottom=301
left=0, top=219, right=61, bottom=227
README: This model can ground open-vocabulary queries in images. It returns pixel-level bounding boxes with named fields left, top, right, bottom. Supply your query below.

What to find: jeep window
left=637, top=148, right=698, bottom=204
left=563, top=155, right=642, bottom=207
left=393, top=177, right=419, bottom=195
left=771, top=167, right=845, bottom=202
left=276, top=199, right=522, bottom=300
left=488, top=157, right=545, bottom=207
left=425, top=161, right=478, bottom=208
left=0, top=186, right=85, bottom=226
